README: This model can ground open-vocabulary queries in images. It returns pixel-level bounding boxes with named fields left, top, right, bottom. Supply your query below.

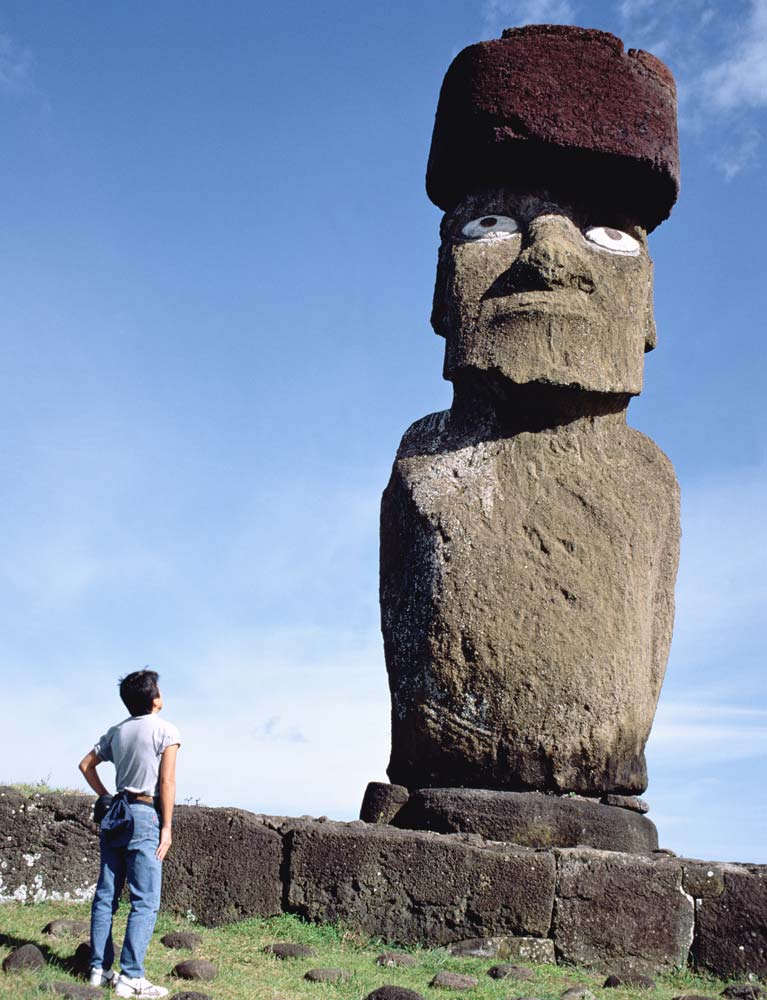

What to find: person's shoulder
left=151, top=715, right=181, bottom=747
left=106, top=716, right=133, bottom=736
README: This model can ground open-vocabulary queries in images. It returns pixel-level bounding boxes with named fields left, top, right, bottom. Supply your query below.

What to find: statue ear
left=644, top=314, right=657, bottom=352
left=431, top=245, right=450, bottom=339
left=643, top=256, right=657, bottom=352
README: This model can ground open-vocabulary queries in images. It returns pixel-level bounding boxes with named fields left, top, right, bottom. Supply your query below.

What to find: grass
left=2, top=780, right=86, bottom=797
left=0, top=901, right=742, bottom=1000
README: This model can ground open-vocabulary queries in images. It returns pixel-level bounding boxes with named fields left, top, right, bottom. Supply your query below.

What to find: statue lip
left=481, top=288, right=590, bottom=316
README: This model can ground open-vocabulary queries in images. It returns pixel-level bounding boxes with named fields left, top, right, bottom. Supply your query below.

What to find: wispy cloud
left=649, top=700, right=767, bottom=765
left=483, top=0, right=575, bottom=36
left=253, top=715, right=308, bottom=744
left=700, top=0, right=767, bottom=110
left=0, top=32, right=34, bottom=97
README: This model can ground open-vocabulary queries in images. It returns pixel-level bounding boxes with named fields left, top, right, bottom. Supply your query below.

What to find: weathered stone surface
left=366, top=990, right=426, bottom=1000
left=447, top=935, right=554, bottom=963
left=264, top=942, right=317, bottom=959
left=0, top=787, right=98, bottom=903
left=682, top=864, right=726, bottom=898
left=360, top=782, right=410, bottom=824
left=434, top=195, right=657, bottom=395
left=377, top=952, right=418, bottom=967
left=287, top=820, right=555, bottom=945
left=39, top=983, right=103, bottom=998
left=430, top=972, right=479, bottom=990
left=693, top=865, right=767, bottom=977
left=161, top=932, right=203, bottom=950
left=162, top=805, right=282, bottom=926
left=382, top=404, right=679, bottom=797
left=554, top=849, right=694, bottom=972
left=488, top=964, right=535, bottom=980
left=395, top=789, right=658, bottom=852
left=448, top=937, right=510, bottom=957
left=603, top=796, right=649, bottom=815
left=3, top=942, right=45, bottom=971
left=43, top=920, right=90, bottom=939
left=305, top=968, right=351, bottom=982
left=721, top=988, right=763, bottom=1000
left=604, top=974, right=656, bottom=988
left=563, top=989, right=597, bottom=1000
left=172, top=959, right=217, bottom=982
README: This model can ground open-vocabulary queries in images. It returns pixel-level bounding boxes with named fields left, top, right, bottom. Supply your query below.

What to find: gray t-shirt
left=95, top=714, right=181, bottom=796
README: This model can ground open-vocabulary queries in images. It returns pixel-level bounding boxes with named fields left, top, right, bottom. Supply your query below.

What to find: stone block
left=553, top=849, right=693, bottom=972
left=682, top=863, right=726, bottom=898
left=0, top=787, right=98, bottom=903
left=162, top=806, right=282, bottom=926
left=692, top=864, right=767, bottom=977
left=395, top=789, right=658, bottom=853
left=360, top=782, right=410, bottom=824
left=286, top=819, right=555, bottom=946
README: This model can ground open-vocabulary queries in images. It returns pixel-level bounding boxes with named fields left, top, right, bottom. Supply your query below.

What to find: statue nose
left=507, top=216, right=595, bottom=295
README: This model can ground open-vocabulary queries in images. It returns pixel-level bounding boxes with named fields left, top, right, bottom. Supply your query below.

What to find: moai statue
left=376, top=26, right=680, bottom=850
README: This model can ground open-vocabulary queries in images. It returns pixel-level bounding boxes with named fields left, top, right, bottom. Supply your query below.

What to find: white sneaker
left=113, top=974, right=169, bottom=998
left=88, top=968, right=115, bottom=987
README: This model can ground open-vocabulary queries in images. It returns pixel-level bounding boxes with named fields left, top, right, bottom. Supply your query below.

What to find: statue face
left=432, top=191, right=656, bottom=396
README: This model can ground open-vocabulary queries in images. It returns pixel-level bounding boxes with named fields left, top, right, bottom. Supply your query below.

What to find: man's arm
left=156, top=744, right=178, bottom=862
left=78, top=750, right=109, bottom=797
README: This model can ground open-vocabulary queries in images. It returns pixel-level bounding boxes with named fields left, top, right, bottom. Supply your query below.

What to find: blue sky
left=1, top=0, right=765, bottom=863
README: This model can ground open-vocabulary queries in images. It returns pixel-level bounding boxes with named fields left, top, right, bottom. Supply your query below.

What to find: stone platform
left=361, top=783, right=657, bottom=854
left=2, top=787, right=766, bottom=979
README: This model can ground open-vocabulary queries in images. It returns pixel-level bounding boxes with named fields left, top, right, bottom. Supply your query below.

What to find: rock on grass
left=39, top=983, right=103, bottom=998
left=263, top=942, right=316, bottom=959
left=304, top=968, right=352, bottom=982
left=366, top=989, right=426, bottom=1000
left=604, top=974, right=656, bottom=988
left=430, top=971, right=479, bottom=990
left=488, top=964, right=534, bottom=980
left=3, top=943, right=45, bottom=972
left=43, top=920, right=90, bottom=939
left=377, top=951, right=418, bottom=967
left=172, top=959, right=217, bottom=982
left=161, top=932, right=203, bottom=950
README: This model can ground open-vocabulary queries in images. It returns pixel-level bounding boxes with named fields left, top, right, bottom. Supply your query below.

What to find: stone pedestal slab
left=392, top=788, right=658, bottom=853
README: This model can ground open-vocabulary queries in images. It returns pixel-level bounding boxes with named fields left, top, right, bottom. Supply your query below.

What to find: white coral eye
left=461, top=215, right=519, bottom=240
left=584, top=226, right=640, bottom=255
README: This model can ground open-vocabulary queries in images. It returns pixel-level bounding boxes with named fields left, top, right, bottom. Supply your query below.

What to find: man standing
left=79, top=669, right=181, bottom=998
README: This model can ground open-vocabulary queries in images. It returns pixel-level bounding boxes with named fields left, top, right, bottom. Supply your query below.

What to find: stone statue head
left=425, top=26, right=679, bottom=399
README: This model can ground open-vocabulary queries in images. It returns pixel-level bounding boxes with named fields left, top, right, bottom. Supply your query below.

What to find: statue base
left=361, top=783, right=658, bottom=854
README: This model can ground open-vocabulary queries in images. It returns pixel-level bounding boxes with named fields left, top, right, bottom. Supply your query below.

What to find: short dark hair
left=119, top=669, right=160, bottom=716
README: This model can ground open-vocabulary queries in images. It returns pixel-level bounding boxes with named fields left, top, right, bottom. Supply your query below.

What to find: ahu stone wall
left=2, top=787, right=766, bottom=979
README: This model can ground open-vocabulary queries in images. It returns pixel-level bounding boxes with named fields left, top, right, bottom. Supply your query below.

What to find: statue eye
left=584, top=226, right=641, bottom=255
left=461, top=215, right=519, bottom=240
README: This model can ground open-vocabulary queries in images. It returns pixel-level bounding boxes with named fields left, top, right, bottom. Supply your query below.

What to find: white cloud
left=701, top=0, right=767, bottom=110
left=483, top=0, right=575, bottom=35
left=0, top=32, right=34, bottom=96
left=708, top=125, right=762, bottom=179
left=648, top=700, right=767, bottom=765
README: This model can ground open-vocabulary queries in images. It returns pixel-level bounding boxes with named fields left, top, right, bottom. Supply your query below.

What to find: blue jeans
left=90, top=803, right=162, bottom=978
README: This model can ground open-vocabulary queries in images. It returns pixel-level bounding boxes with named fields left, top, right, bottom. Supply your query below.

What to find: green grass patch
left=0, top=900, right=743, bottom=999
left=1, top=780, right=86, bottom=797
